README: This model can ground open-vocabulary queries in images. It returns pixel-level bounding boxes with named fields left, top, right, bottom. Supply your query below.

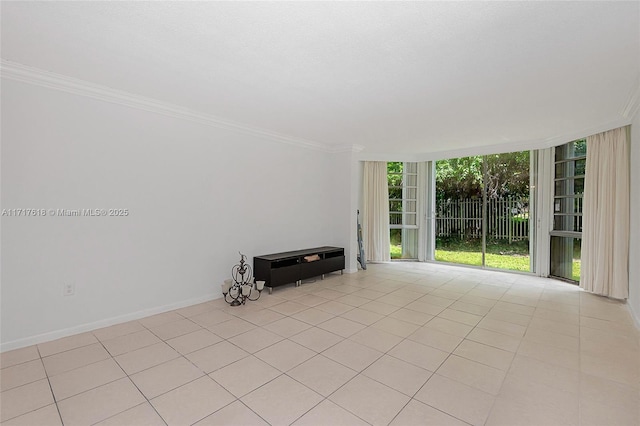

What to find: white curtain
left=363, top=161, right=391, bottom=262
left=580, top=126, right=630, bottom=299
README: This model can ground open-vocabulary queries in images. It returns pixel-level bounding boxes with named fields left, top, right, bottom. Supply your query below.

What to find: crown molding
left=328, top=144, right=365, bottom=154
left=543, top=116, right=633, bottom=147
left=0, top=59, right=338, bottom=153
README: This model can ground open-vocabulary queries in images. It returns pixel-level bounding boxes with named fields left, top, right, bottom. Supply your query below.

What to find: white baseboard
left=0, top=293, right=221, bottom=353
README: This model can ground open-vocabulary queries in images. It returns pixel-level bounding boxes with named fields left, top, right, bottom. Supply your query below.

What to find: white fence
left=435, top=197, right=529, bottom=241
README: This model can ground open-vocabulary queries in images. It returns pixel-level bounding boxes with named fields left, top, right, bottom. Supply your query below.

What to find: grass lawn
left=392, top=237, right=581, bottom=281
left=435, top=249, right=530, bottom=272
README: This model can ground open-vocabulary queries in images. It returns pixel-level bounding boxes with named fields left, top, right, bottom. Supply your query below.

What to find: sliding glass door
left=434, top=151, right=534, bottom=272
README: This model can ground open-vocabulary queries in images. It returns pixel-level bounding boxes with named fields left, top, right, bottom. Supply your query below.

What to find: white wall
left=1, top=80, right=342, bottom=350
left=327, top=151, right=359, bottom=273
left=628, top=112, right=640, bottom=326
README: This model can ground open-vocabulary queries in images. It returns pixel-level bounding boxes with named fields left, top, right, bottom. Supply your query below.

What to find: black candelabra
left=221, top=252, right=264, bottom=306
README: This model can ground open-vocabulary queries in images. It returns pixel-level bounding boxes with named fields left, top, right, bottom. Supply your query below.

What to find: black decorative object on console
left=221, top=252, right=265, bottom=306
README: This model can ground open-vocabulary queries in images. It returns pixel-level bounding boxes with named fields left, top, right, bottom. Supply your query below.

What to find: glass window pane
left=574, top=140, right=587, bottom=157
left=391, top=228, right=418, bottom=259
left=389, top=188, right=402, bottom=199
left=388, top=162, right=420, bottom=259
left=553, top=215, right=583, bottom=232
left=550, top=139, right=585, bottom=282
left=555, top=139, right=586, bottom=161
left=405, top=188, right=417, bottom=200
left=550, top=236, right=581, bottom=281
left=389, top=200, right=403, bottom=212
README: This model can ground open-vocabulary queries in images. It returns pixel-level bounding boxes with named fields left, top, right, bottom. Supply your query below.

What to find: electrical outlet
left=63, top=283, right=75, bottom=296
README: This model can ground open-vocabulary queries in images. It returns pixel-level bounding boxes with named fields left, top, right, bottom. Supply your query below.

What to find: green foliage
left=435, top=151, right=530, bottom=200
left=387, top=162, right=404, bottom=188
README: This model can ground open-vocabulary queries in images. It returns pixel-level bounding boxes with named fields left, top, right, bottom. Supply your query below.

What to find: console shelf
left=253, top=246, right=345, bottom=293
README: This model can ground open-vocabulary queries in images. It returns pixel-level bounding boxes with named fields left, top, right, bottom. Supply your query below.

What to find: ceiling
left=2, top=1, right=639, bottom=157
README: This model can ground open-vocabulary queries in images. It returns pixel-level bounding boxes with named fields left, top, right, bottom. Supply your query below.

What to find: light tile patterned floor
left=1, top=262, right=639, bottom=425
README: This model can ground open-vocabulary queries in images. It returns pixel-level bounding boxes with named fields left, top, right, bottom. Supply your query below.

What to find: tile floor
left=1, top=262, right=639, bottom=425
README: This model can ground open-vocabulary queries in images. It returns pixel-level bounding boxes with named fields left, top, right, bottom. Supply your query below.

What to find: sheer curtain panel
left=580, top=126, right=630, bottom=299
left=363, top=161, right=391, bottom=262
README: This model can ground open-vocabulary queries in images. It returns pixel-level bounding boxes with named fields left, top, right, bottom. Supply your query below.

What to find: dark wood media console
left=253, top=246, right=345, bottom=293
